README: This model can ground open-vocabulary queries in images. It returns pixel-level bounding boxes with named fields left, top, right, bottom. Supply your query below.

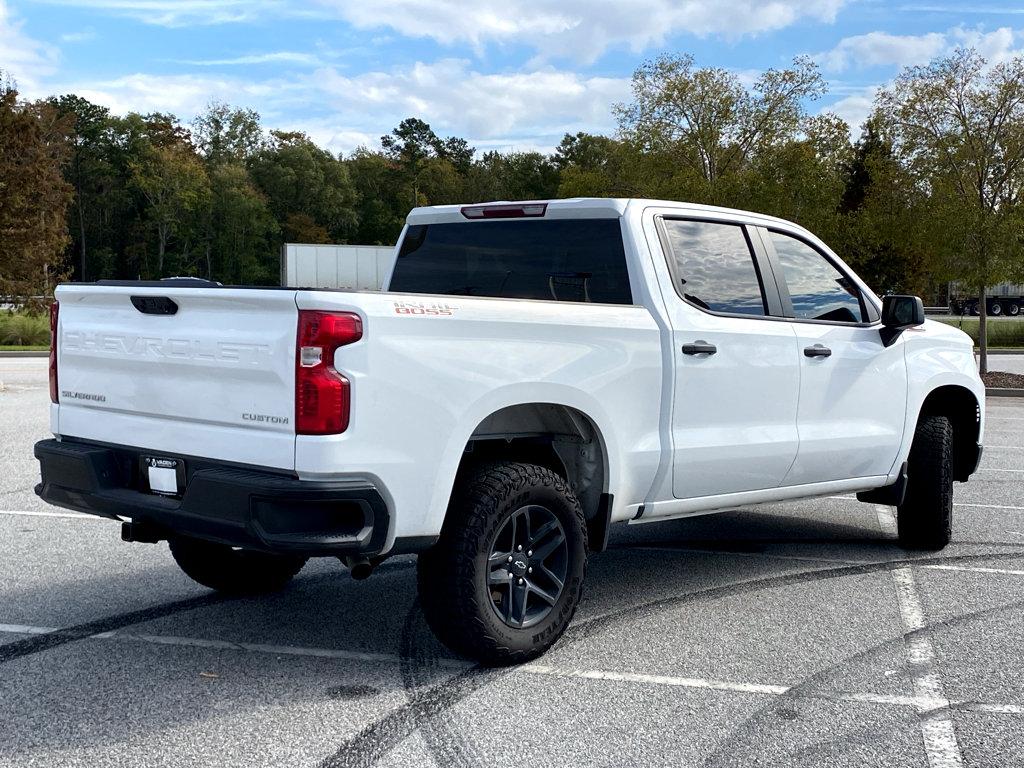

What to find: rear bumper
left=34, top=438, right=390, bottom=557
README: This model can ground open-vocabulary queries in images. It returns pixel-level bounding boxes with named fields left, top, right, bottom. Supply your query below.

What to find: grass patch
left=0, top=345, right=48, bottom=352
left=0, top=312, right=50, bottom=346
left=933, top=317, right=1024, bottom=347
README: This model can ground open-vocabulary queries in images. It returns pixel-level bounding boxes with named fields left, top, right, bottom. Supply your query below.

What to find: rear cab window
left=389, top=219, right=633, bottom=304
left=659, top=219, right=769, bottom=316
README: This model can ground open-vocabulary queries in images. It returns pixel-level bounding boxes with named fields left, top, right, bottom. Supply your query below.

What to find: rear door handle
left=682, top=341, right=717, bottom=356
left=804, top=344, right=832, bottom=358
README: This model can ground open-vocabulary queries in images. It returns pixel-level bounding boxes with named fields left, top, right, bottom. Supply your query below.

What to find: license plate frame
left=141, top=456, right=185, bottom=497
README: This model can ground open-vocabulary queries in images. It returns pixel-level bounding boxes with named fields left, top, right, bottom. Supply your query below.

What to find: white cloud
left=823, top=86, right=878, bottom=133
left=43, top=59, right=630, bottom=155
left=0, top=0, right=60, bottom=91
left=174, top=51, right=323, bottom=66
left=309, top=59, right=628, bottom=138
left=816, top=31, right=947, bottom=72
left=948, top=26, right=1022, bottom=65
left=34, top=0, right=320, bottom=27
left=316, top=0, right=847, bottom=62
left=52, top=73, right=278, bottom=116
left=817, top=26, right=1023, bottom=73
left=61, top=28, right=96, bottom=42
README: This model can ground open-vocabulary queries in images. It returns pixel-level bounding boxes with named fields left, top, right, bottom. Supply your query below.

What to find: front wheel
left=897, top=416, right=954, bottom=550
left=417, top=462, right=588, bottom=666
left=169, top=536, right=307, bottom=594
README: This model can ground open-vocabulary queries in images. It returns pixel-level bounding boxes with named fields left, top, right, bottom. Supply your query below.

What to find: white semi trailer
left=280, top=243, right=396, bottom=290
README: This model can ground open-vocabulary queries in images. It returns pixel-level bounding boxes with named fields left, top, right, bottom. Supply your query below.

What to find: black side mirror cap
left=880, top=295, right=925, bottom=346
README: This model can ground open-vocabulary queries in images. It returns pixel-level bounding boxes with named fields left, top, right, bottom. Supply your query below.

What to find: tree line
left=1, top=50, right=1022, bottom=366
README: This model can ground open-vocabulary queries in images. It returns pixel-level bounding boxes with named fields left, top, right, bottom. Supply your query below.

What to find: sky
left=1, top=0, right=1023, bottom=156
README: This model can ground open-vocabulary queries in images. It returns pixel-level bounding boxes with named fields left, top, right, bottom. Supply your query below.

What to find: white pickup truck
left=35, top=198, right=985, bottom=664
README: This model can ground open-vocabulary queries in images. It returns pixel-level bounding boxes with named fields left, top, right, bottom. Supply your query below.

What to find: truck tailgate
left=54, top=285, right=298, bottom=470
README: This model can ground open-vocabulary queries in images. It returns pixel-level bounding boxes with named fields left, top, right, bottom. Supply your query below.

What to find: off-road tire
left=897, top=415, right=954, bottom=551
left=169, top=536, right=307, bottom=594
left=417, top=461, right=588, bottom=666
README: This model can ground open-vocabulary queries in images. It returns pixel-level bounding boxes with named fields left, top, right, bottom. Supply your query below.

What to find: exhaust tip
left=349, top=559, right=373, bottom=580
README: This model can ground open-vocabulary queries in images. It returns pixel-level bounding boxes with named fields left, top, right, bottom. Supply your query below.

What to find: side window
left=661, top=219, right=768, bottom=316
left=769, top=232, right=866, bottom=323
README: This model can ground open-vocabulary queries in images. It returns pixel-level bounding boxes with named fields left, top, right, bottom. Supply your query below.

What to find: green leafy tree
left=47, top=94, right=114, bottom=281
left=192, top=102, right=265, bottom=165
left=877, top=49, right=1024, bottom=372
left=250, top=130, right=357, bottom=245
left=129, top=139, right=210, bottom=276
left=615, top=54, right=826, bottom=201
left=202, top=163, right=278, bottom=283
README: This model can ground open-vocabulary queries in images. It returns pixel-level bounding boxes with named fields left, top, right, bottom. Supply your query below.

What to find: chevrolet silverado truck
left=35, top=198, right=985, bottom=665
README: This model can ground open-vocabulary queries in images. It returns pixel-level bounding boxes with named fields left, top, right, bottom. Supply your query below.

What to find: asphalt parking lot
left=1, top=356, right=1023, bottom=767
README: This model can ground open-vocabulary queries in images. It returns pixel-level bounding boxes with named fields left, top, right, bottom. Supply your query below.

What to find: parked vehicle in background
left=280, top=243, right=395, bottom=290
left=35, top=198, right=985, bottom=665
left=950, top=283, right=1024, bottom=316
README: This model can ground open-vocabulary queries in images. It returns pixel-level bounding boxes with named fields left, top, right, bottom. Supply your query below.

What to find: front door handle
left=804, top=344, right=832, bottom=358
left=682, top=341, right=717, bottom=356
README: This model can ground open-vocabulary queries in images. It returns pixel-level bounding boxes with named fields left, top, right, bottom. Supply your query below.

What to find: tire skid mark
left=320, top=546, right=1024, bottom=766
left=0, top=565, right=413, bottom=666
left=698, top=594, right=1024, bottom=766
left=399, top=600, right=482, bottom=768
left=0, top=593, right=230, bottom=664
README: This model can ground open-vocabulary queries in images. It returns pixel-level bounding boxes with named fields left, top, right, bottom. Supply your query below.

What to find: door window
left=661, top=219, right=768, bottom=316
left=769, top=232, right=866, bottom=323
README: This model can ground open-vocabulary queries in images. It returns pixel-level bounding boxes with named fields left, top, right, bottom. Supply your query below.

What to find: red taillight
left=49, top=300, right=59, bottom=404
left=295, top=311, right=362, bottom=435
left=461, top=203, right=547, bottom=219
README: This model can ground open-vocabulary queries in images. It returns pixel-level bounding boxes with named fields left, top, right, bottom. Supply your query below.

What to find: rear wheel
left=1008, top=301, right=1020, bottom=316
left=417, top=462, right=588, bottom=666
left=990, top=301, right=1003, bottom=316
left=169, top=536, right=307, bottom=594
left=897, top=416, right=954, bottom=551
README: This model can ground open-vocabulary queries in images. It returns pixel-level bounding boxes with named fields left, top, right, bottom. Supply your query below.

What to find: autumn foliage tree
left=0, top=76, right=72, bottom=306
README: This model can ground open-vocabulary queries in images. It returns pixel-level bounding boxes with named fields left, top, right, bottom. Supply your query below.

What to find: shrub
left=0, top=312, right=50, bottom=346
left=934, top=317, right=1024, bottom=347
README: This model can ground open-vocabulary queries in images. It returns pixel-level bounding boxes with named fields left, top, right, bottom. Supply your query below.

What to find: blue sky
left=2, top=0, right=1023, bottom=155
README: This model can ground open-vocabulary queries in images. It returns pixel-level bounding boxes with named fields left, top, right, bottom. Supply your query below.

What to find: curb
left=987, top=388, right=1024, bottom=398
left=0, top=351, right=48, bottom=358
left=975, top=349, right=1023, bottom=355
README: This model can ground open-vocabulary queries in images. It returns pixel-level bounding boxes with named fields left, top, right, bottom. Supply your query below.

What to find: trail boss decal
left=393, top=301, right=457, bottom=316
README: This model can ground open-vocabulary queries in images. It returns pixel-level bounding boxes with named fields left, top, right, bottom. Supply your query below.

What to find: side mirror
left=880, top=295, right=924, bottom=346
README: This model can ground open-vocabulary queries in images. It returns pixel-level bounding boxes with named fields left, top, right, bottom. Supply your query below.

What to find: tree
left=201, top=163, right=278, bottom=283
left=0, top=76, right=73, bottom=305
left=877, top=49, right=1024, bottom=373
left=380, top=118, right=475, bottom=207
left=614, top=54, right=826, bottom=201
left=250, top=130, right=357, bottom=245
left=47, top=94, right=113, bottom=281
left=192, top=102, right=265, bottom=165
left=129, top=139, right=210, bottom=276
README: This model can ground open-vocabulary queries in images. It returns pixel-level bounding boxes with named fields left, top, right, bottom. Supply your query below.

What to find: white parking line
left=828, top=496, right=1024, bottom=513
left=1, top=623, right=1020, bottom=720
left=0, top=509, right=107, bottom=521
left=921, top=564, right=1024, bottom=577
left=520, top=664, right=790, bottom=695
left=956, top=502, right=1024, bottom=511
left=875, top=505, right=898, bottom=537
left=891, top=567, right=964, bottom=768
